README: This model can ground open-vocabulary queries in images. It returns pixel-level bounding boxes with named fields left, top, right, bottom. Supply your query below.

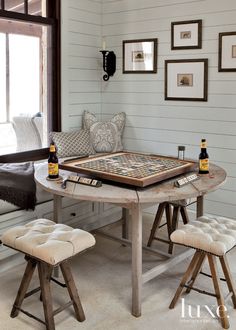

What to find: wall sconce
left=100, top=50, right=116, bottom=81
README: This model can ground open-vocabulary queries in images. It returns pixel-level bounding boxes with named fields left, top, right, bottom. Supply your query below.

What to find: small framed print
left=123, top=38, right=157, bottom=73
left=165, top=59, right=208, bottom=101
left=177, top=74, right=193, bottom=87
left=171, top=19, right=202, bottom=50
left=218, top=32, right=236, bottom=71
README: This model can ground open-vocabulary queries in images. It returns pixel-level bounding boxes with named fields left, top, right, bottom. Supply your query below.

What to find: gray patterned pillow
left=83, top=111, right=126, bottom=153
left=50, top=130, right=94, bottom=157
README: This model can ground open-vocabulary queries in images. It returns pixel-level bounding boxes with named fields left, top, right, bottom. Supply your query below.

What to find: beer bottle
left=48, top=141, right=59, bottom=179
left=199, top=139, right=209, bottom=174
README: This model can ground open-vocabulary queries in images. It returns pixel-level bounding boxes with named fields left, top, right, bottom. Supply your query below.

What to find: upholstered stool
left=169, top=215, right=236, bottom=329
left=147, top=199, right=194, bottom=254
left=0, top=219, right=96, bottom=330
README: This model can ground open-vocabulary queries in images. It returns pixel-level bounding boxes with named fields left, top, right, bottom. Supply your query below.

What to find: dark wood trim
left=24, top=0, right=28, bottom=15
left=0, top=148, right=49, bottom=162
left=6, top=33, right=10, bottom=122
left=171, top=19, right=202, bottom=50
left=1, top=0, right=5, bottom=10
left=0, top=9, right=54, bottom=25
left=218, top=31, right=236, bottom=72
left=0, top=0, right=61, bottom=162
left=47, top=0, right=61, bottom=132
left=122, top=38, right=158, bottom=74
left=165, top=58, right=208, bottom=102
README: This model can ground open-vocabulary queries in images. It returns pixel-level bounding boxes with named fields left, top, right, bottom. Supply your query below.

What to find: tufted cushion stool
left=0, top=218, right=96, bottom=330
left=169, top=215, right=236, bottom=329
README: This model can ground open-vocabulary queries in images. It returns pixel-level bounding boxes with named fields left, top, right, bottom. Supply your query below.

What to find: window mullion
left=1, top=0, right=5, bottom=10
left=6, top=33, right=10, bottom=123
left=24, top=0, right=28, bottom=15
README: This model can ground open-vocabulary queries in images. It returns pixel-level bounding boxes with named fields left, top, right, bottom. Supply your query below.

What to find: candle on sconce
left=102, top=39, right=106, bottom=50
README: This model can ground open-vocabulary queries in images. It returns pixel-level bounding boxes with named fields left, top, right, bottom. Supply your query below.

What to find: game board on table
left=59, top=152, right=196, bottom=187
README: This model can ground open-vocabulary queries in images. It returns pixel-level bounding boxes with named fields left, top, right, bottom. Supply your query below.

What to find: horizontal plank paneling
left=61, top=0, right=236, bottom=219
left=68, top=8, right=101, bottom=25
left=102, top=0, right=205, bottom=14
left=102, top=92, right=236, bottom=109
left=101, top=0, right=236, bottom=218
left=203, top=200, right=236, bottom=219
left=103, top=1, right=236, bottom=25
left=123, top=127, right=236, bottom=150
left=102, top=80, right=236, bottom=95
left=69, top=81, right=101, bottom=93
left=61, top=0, right=102, bottom=132
left=69, top=0, right=101, bottom=14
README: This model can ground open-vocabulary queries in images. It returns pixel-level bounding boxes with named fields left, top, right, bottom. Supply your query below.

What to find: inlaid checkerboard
left=59, top=152, right=196, bottom=187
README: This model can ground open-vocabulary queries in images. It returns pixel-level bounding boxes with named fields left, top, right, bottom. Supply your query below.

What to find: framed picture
left=171, top=20, right=202, bottom=50
left=165, top=59, right=208, bottom=101
left=122, top=38, right=157, bottom=73
left=218, top=32, right=236, bottom=71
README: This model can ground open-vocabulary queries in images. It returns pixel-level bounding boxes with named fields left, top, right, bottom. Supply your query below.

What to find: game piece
left=61, top=175, right=102, bottom=189
left=174, top=173, right=199, bottom=187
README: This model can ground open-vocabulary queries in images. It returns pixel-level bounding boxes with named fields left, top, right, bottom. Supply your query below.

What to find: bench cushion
left=1, top=219, right=96, bottom=265
left=170, top=215, right=236, bottom=256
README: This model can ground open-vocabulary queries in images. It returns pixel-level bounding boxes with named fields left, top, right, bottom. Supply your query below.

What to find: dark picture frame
left=122, top=38, right=157, bottom=73
left=218, top=31, right=236, bottom=72
left=171, top=19, right=202, bottom=50
left=165, top=59, right=208, bottom=101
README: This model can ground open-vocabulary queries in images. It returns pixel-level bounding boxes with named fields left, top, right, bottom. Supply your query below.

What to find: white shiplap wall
left=101, top=0, right=236, bottom=218
left=60, top=0, right=236, bottom=219
left=61, top=0, right=102, bottom=131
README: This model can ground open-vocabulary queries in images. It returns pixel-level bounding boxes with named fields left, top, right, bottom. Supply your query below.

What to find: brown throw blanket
left=0, top=162, right=36, bottom=210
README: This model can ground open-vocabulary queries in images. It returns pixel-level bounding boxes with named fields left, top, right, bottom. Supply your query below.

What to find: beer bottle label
left=48, top=163, right=59, bottom=176
left=201, top=141, right=207, bottom=148
left=49, top=145, right=56, bottom=152
left=199, top=159, right=209, bottom=171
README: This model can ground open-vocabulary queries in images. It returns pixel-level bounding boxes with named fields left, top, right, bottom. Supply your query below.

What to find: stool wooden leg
left=219, top=255, right=236, bottom=308
left=165, top=203, right=172, bottom=240
left=38, top=262, right=55, bottom=330
left=186, top=251, right=206, bottom=293
left=169, top=251, right=201, bottom=309
left=208, top=255, right=229, bottom=329
left=168, top=205, right=180, bottom=254
left=180, top=206, right=189, bottom=225
left=11, top=258, right=37, bottom=318
left=40, top=267, right=53, bottom=302
left=147, top=202, right=166, bottom=247
left=60, top=261, right=85, bottom=322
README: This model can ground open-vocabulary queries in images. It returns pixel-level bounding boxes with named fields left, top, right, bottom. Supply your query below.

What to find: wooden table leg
left=196, top=195, right=204, bottom=218
left=53, top=195, right=62, bottom=277
left=53, top=194, right=62, bottom=224
left=122, top=208, right=130, bottom=240
left=131, top=203, right=142, bottom=317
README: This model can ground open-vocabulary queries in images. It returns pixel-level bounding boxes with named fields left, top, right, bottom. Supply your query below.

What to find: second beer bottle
left=199, top=139, right=209, bottom=174
left=48, top=141, right=59, bottom=179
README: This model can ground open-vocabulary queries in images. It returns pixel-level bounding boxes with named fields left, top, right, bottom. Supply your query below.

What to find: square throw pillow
left=83, top=111, right=126, bottom=153
left=50, top=129, right=94, bottom=158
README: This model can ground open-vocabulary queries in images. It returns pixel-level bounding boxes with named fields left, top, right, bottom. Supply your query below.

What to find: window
left=0, top=0, right=60, bottom=161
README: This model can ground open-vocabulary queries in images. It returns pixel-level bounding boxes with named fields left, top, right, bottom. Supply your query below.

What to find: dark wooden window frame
left=0, top=0, right=61, bottom=162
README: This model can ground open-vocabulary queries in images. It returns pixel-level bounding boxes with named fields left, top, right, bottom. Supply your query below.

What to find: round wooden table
left=35, top=162, right=226, bottom=317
